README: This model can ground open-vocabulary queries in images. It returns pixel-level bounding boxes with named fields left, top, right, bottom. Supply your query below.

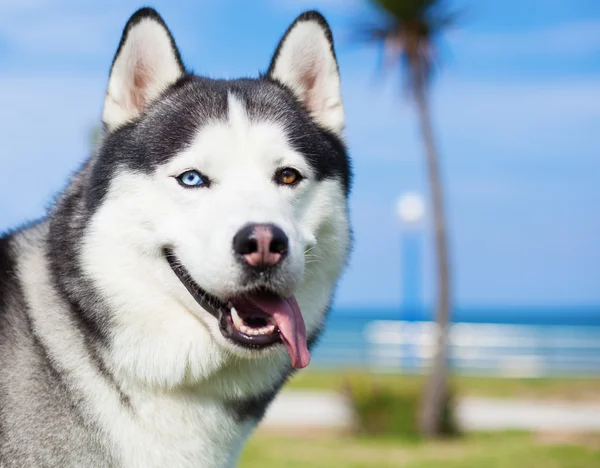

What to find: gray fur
left=0, top=8, right=351, bottom=467
left=0, top=228, right=116, bottom=466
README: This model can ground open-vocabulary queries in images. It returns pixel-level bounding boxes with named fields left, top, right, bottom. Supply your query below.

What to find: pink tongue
left=231, top=294, right=310, bottom=369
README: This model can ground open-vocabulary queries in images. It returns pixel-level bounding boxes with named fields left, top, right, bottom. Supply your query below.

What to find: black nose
left=233, top=223, right=288, bottom=267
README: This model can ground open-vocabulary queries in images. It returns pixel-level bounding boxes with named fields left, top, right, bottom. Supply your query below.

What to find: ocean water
left=310, top=307, right=600, bottom=376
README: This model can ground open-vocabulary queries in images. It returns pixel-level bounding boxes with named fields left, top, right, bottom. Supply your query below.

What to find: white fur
left=15, top=230, right=246, bottom=468
left=270, top=20, right=345, bottom=136
left=102, top=18, right=183, bottom=131
left=5, top=10, right=350, bottom=467
left=59, top=94, right=351, bottom=466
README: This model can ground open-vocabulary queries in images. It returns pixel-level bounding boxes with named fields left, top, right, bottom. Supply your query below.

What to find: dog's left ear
left=267, top=11, right=344, bottom=137
left=102, top=8, right=185, bottom=131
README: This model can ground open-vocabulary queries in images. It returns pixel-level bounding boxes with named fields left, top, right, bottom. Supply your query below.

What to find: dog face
left=79, top=9, right=351, bottom=389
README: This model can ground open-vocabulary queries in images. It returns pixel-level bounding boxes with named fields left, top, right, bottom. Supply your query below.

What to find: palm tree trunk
left=413, top=83, right=452, bottom=437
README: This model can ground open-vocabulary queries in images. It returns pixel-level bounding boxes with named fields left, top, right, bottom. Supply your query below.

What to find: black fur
left=0, top=233, right=114, bottom=466
left=0, top=234, right=16, bottom=448
left=48, top=162, right=114, bottom=346
left=87, top=7, right=350, bottom=213
left=0, top=235, right=16, bottom=330
left=47, top=6, right=351, bottom=421
left=264, top=10, right=351, bottom=193
left=227, top=388, right=280, bottom=422
left=0, top=7, right=351, bottom=465
left=45, top=162, right=133, bottom=410
left=89, top=76, right=351, bottom=215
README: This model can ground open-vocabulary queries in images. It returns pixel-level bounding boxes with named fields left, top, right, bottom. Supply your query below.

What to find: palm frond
left=357, top=0, right=458, bottom=96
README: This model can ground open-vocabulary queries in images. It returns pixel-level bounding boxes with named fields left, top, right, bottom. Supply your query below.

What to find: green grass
left=239, top=371, right=600, bottom=466
left=240, top=432, right=600, bottom=468
left=285, top=370, right=600, bottom=401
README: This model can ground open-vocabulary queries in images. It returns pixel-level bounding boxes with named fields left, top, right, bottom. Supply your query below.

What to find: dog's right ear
left=267, top=11, right=344, bottom=137
left=102, top=8, right=185, bottom=132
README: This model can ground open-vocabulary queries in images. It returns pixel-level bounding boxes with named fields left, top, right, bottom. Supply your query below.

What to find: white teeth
left=231, top=307, right=244, bottom=328
left=231, top=311, right=277, bottom=336
left=230, top=306, right=277, bottom=337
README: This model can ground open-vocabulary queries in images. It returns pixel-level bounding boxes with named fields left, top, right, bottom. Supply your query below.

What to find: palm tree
left=358, top=0, right=455, bottom=437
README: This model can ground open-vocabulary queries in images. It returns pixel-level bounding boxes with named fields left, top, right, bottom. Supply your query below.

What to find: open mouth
left=164, top=248, right=310, bottom=369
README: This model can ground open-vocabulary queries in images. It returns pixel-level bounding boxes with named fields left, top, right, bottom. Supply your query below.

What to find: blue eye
left=177, top=170, right=208, bottom=188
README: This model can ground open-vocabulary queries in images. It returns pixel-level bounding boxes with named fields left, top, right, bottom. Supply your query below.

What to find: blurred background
left=0, top=0, right=599, bottom=466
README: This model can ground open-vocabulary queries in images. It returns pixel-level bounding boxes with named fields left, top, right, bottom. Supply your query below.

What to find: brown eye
left=275, top=167, right=302, bottom=186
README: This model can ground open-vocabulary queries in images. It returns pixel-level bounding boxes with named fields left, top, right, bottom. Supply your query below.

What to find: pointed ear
left=102, top=8, right=185, bottom=131
left=267, top=11, right=344, bottom=137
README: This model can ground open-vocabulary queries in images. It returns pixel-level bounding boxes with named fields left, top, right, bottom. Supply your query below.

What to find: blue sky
left=0, top=0, right=599, bottom=309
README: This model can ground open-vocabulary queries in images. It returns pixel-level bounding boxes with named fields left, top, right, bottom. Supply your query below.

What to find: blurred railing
left=311, top=320, right=600, bottom=377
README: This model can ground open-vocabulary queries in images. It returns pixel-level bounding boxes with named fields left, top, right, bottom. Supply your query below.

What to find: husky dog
left=0, top=7, right=351, bottom=467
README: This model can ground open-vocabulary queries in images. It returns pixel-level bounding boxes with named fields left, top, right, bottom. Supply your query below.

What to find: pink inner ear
left=130, top=60, right=151, bottom=111
left=297, top=52, right=326, bottom=116
left=299, top=70, right=317, bottom=111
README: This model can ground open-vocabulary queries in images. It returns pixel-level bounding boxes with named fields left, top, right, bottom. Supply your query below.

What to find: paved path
left=260, top=391, right=600, bottom=432
left=262, top=391, right=355, bottom=430
left=457, top=397, right=600, bottom=431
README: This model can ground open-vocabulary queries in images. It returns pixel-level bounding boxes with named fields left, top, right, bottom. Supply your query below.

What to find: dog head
left=79, top=9, right=351, bottom=390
